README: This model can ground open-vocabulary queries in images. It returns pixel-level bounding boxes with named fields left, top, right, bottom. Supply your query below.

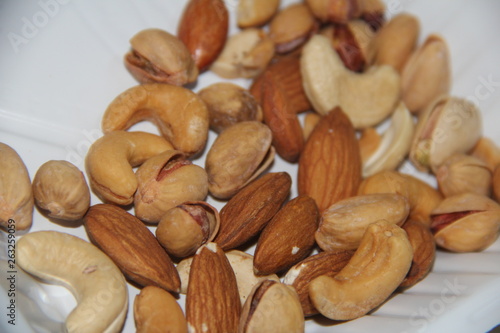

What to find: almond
left=253, top=195, right=319, bottom=275
left=214, top=172, right=292, bottom=251
left=185, top=242, right=241, bottom=333
left=84, top=204, right=180, bottom=293
left=297, top=107, right=362, bottom=212
left=283, top=250, right=354, bottom=316
left=177, top=0, right=229, bottom=72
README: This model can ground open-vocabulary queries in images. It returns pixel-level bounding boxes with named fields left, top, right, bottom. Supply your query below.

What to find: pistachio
left=211, top=28, right=275, bottom=79
left=156, top=201, right=220, bottom=258
left=0, top=143, right=33, bottom=231
left=268, top=3, right=318, bottom=54
left=198, top=82, right=263, bottom=133
left=238, top=280, right=304, bottom=333
left=305, top=0, right=362, bottom=24
left=359, top=0, right=385, bottom=30
left=33, top=160, right=90, bottom=221
left=237, top=0, right=280, bottom=28
left=316, top=193, right=410, bottom=251
left=494, top=166, right=500, bottom=203
left=205, top=121, right=274, bottom=199
left=301, top=35, right=400, bottom=129
left=436, top=154, right=492, bottom=197
left=134, top=150, right=208, bottom=224
left=430, top=192, right=500, bottom=252
left=471, top=137, right=500, bottom=172
left=410, top=95, right=482, bottom=173
left=401, top=34, right=451, bottom=113
left=125, top=28, right=198, bottom=86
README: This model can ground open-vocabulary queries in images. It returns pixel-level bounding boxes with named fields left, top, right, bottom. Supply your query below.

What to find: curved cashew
left=301, top=35, right=400, bottom=129
left=309, top=220, right=413, bottom=321
left=85, top=131, right=173, bottom=205
left=361, top=102, right=415, bottom=177
left=17, top=231, right=128, bottom=333
left=101, top=83, right=209, bottom=156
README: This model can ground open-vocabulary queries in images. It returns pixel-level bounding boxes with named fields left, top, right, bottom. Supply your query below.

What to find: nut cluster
left=6, top=1, right=500, bottom=332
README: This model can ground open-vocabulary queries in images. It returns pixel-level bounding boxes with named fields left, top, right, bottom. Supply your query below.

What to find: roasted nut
left=101, top=83, right=210, bottom=156
left=205, top=121, right=274, bottom=199
left=436, top=154, right=492, bottom=197
left=494, top=166, right=500, bottom=203
left=33, top=160, right=90, bottom=221
left=125, top=28, right=198, bottom=85
left=177, top=0, right=229, bottom=71
left=402, top=35, right=451, bottom=113
left=298, top=107, right=362, bottom=212
left=309, top=220, right=413, bottom=320
left=358, top=170, right=443, bottom=225
left=369, top=13, right=420, bottom=72
left=134, top=150, right=208, bottom=224
left=361, top=102, right=415, bottom=177
left=85, top=131, right=173, bottom=205
left=254, top=195, right=319, bottom=275
left=430, top=192, right=500, bottom=252
left=18, top=231, right=128, bottom=333
left=134, top=286, right=187, bottom=333
left=239, top=280, right=304, bottom=333
left=359, top=0, right=385, bottom=30
left=316, top=193, right=410, bottom=251
left=301, top=34, right=400, bottom=129
left=471, top=137, right=500, bottom=172
left=214, top=172, right=291, bottom=250
left=210, top=28, right=275, bottom=79
left=305, top=0, right=362, bottom=24
left=0, top=142, right=33, bottom=231
left=399, top=219, right=435, bottom=289
left=186, top=243, right=241, bottom=333
left=283, top=250, right=353, bottom=316
left=237, top=0, right=280, bottom=28
left=269, top=3, right=318, bottom=54
left=302, top=112, right=321, bottom=141
left=84, top=204, right=181, bottom=293
left=156, top=201, right=219, bottom=258
left=410, top=95, right=482, bottom=173
left=198, top=82, right=263, bottom=133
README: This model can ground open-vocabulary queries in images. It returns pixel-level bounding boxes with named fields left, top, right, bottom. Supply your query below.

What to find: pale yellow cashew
left=17, top=231, right=128, bottom=333
left=101, top=83, right=210, bottom=156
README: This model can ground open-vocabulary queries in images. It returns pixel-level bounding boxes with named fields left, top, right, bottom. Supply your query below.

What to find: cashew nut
left=301, top=34, right=400, bottom=129
left=309, top=220, right=413, bottom=320
left=85, top=131, right=173, bottom=205
left=17, top=231, right=128, bottom=333
left=101, top=83, right=209, bottom=156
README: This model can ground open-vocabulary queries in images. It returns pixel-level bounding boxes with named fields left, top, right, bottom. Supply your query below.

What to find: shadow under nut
left=101, top=84, right=210, bottom=156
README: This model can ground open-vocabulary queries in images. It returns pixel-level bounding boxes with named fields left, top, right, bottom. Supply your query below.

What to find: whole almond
left=253, top=195, right=319, bottom=275
left=298, top=107, right=362, bottom=212
left=84, top=204, right=180, bottom=293
left=283, top=250, right=354, bottom=316
left=177, top=0, right=228, bottom=71
left=214, top=172, right=292, bottom=250
left=185, top=242, right=241, bottom=333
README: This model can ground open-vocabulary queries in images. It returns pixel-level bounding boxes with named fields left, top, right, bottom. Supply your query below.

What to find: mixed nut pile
left=2, top=0, right=500, bottom=332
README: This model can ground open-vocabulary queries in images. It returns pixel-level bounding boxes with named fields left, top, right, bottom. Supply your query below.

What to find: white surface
left=1, top=0, right=500, bottom=332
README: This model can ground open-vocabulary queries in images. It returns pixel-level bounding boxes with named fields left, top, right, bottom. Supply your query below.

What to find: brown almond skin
left=399, top=219, right=436, bottom=289
left=177, top=0, right=229, bottom=72
left=284, top=250, right=354, bottom=316
left=254, top=195, right=319, bottom=275
left=186, top=243, right=241, bottom=333
left=84, top=204, right=181, bottom=293
left=214, top=172, right=292, bottom=251
left=298, top=107, right=362, bottom=212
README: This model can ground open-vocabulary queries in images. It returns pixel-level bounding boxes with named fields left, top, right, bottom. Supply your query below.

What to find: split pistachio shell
left=238, top=280, right=304, bottom=333
left=134, top=151, right=208, bottom=223
left=362, top=102, right=415, bottom=177
left=237, top=0, right=281, bottom=28
left=436, top=154, right=492, bottom=197
left=305, top=0, right=362, bottom=24
left=317, top=193, right=410, bottom=251
left=471, top=137, right=500, bottom=172
left=494, top=166, right=500, bottom=203
left=301, top=34, right=400, bottom=129
left=402, top=34, right=451, bottom=113
left=430, top=193, right=500, bottom=252
left=156, top=201, right=220, bottom=258
left=125, top=28, right=198, bottom=85
left=205, top=121, right=275, bottom=199
left=410, top=95, right=482, bottom=173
